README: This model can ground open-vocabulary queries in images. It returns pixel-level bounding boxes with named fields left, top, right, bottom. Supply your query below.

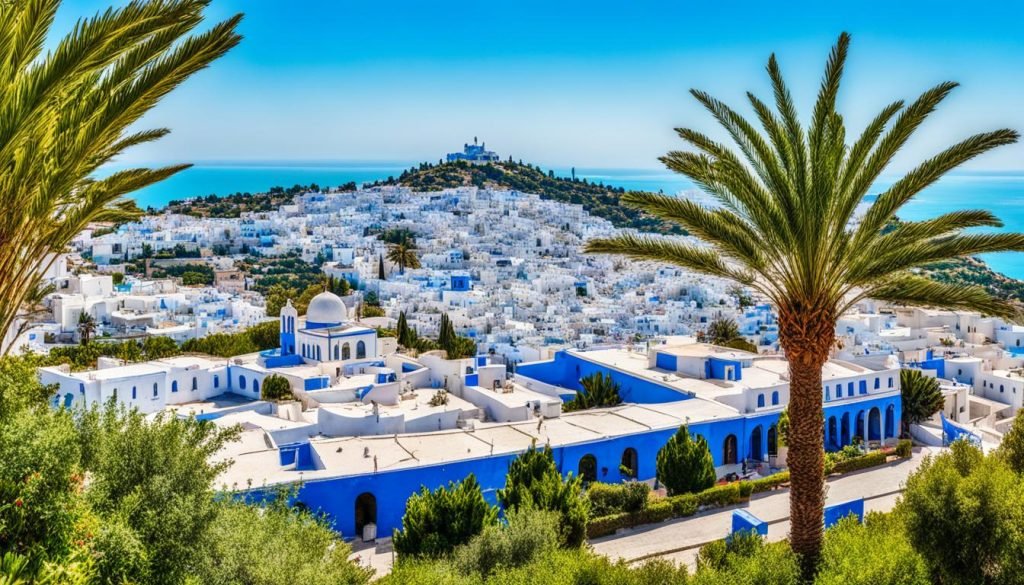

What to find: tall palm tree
left=0, top=1, right=242, bottom=355
left=900, top=368, right=945, bottom=434
left=705, top=316, right=742, bottom=346
left=585, top=33, right=1022, bottom=577
left=387, top=242, right=421, bottom=274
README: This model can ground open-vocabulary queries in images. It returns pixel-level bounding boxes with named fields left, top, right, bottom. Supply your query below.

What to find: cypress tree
left=378, top=254, right=386, bottom=280
left=656, top=425, right=715, bottom=496
left=397, top=311, right=410, bottom=347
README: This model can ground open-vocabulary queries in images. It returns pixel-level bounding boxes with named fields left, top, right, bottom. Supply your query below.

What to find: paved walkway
left=590, top=446, right=936, bottom=569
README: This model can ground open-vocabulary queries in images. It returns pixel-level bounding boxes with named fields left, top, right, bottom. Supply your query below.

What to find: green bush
left=497, top=445, right=589, bottom=547
left=895, top=439, right=913, bottom=458
left=817, top=513, right=929, bottom=585
left=749, top=471, right=790, bottom=493
left=669, top=493, right=699, bottom=517
left=640, top=500, right=674, bottom=524
left=738, top=481, right=753, bottom=498
left=829, top=451, right=888, bottom=475
left=260, top=375, right=294, bottom=402
left=394, top=474, right=498, bottom=558
left=453, top=507, right=561, bottom=578
left=656, top=425, right=716, bottom=496
left=694, top=483, right=743, bottom=508
left=586, top=481, right=649, bottom=517
left=585, top=512, right=633, bottom=539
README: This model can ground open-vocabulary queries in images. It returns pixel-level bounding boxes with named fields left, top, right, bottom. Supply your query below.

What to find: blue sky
left=56, top=0, right=1024, bottom=170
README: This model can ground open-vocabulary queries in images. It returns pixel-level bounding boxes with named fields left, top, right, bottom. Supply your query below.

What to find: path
left=590, top=446, right=935, bottom=569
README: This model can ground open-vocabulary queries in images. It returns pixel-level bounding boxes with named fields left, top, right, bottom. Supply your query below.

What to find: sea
left=122, top=162, right=1024, bottom=280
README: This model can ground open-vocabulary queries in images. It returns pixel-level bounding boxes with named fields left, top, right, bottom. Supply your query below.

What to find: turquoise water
left=125, top=163, right=1024, bottom=279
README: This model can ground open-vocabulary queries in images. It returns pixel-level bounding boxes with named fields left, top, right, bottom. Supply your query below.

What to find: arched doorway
left=841, top=412, right=851, bottom=446
left=355, top=492, right=377, bottom=538
left=767, top=425, right=778, bottom=456
left=620, top=448, right=638, bottom=479
left=827, top=416, right=838, bottom=451
left=868, top=407, right=881, bottom=442
left=855, top=410, right=865, bottom=443
left=885, top=404, right=896, bottom=439
left=723, top=434, right=738, bottom=465
left=579, top=454, right=597, bottom=483
left=749, top=426, right=763, bottom=462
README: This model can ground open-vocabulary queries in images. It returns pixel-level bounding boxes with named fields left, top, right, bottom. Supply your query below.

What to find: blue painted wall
left=709, top=357, right=743, bottom=381
left=824, top=499, right=864, bottom=528
left=517, top=352, right=691, bottom=404
left=655, top=352, right=677, bottom=371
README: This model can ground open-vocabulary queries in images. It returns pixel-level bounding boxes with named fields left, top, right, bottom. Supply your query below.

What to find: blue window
left=859, top=380, right=867, bottom=395
left=79, top=383, right=85, bottom=394
left=334, top=345, right=340, bottom=360
left=191, top=377, right=198, bottom=391
left=874, top=377, right=880, bottom=389
left=771, top=391, right=779, bottom=406
left=825, top=385, right=831, bottom=401
left=356, top=340, right=366, bottom=359
left=214, top=375, right=220, bottom=388
left=757, top=394, right=765, bottom=408
left=836, top=385, right=842, bottom=398
left=316, top=346, right=321, bottom=361
left=848, top=382, right=854, bottom=396
left=153, top=383, right=159, bottom=397
left=132, top=386, right=137, bottom=400
left=253, top=379, right=260, bottom=394
left=888, top=377, right=894, bottom=388
left=240, top=376, right=247, bottom=390
left=171, top=380, right=178, bottom=393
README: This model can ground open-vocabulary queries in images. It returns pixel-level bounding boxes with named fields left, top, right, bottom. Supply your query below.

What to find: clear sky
left=56, top=0, right=1024, bottom=170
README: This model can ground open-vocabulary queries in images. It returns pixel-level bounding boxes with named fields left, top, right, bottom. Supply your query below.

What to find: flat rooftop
left=215, top=395, right=739, bottom=488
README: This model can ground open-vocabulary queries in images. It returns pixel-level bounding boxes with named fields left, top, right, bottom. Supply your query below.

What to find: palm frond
left=857, top=274, right=1021, bottom=320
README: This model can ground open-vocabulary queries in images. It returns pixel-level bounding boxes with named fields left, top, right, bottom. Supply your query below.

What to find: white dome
left=305, top=291, right=347, bottom=325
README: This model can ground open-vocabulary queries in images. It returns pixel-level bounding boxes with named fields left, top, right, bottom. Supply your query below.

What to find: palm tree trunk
left=778, top=306, right=834, bottom=581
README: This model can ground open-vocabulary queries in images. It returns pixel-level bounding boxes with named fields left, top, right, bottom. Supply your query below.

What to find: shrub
left=585, top=512, right=633, bottom=539
left=829, top=451, right=888, bottom=475
left=750, top=471, right=789, bottom=493
left=497, top=445, right=589, bottom=547
left=586, top=481, right=649, bottom=517
left=656, top=426, right=715, bottom=496
left=692, top=537, right=799, bottom=584
left=394, top=474, right=498, bottom=558
left=817, top=513, right=929, bottom=585
left=453, top=507, right=561, bottom=578
left=694, top=483, right=743, bottom=508
left=895, top=439, right=912, bottom=458
left=260, top=375, right=294, bottom=402
left=997, top=412, right=1024, bottom=474
left=668, top=493, right=699, bottom=517
left=897, top=440, right=1024, bottom=584
left=640, top=500, right=673, bottom=524
left=563, top=372, right=622, bottom=412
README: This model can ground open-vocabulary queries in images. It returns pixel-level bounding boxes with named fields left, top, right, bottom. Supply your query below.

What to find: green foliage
left=825, top=449, right=888, bottom=475
left=0, top=407, right=81, bottom=560
left=816, top=513, right=929, bottom=585
left=165, top=184, right=329, bottom=217
left=705, top=317, right=742, bottom=347
left=898, top=440, right=1024, bottom=584
left=76, top=403, right=241, bottom=585
left=692, top=535, right=799, bottom=585
left=998, top=412, right=1024, bottom=474
left=154, top=263, right=215, bottom=285
left=776, top=408, right=789, bottom=447
left=496, top=445, right=589, bottom=547
left=452, top=507, right=561, bottom=578
left=656, top=426, right=716, bottom=496
left=693, top=483, right=743, bottom=508
left=181, top=320, right=279, bottom=357
left=564, top=372, right=623, bottom=412
left=585, top=481, right=650, bottom=517
left=362, top=304, right=386, bottom=318
left=749, top=471, right=790, bottom=493
left=193, top=495, right=372, bottom=585
left=896, top=439, right=913, bottom=458
left=260, top=375, right=294, bottom=402
left=900, top=369, right=944, bottom=431
left=394, top=474, right=498, bottom=558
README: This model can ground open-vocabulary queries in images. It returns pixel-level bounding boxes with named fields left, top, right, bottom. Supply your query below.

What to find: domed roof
left=305, top=291, right=347, bottom=326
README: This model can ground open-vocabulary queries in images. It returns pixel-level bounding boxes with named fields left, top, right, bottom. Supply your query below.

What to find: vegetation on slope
left=164, top=182, right=355, bottom=217
left=368, top=160, right=684, bottom=234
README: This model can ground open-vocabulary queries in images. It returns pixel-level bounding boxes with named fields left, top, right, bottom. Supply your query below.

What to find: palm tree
left=705, top=316, right=742, bottom=346
left=387, top=242, right=421, bottom=274
left=77, top=312, right=97, bottom=345
left=0, top=1, right=242, bottom=355
left=564, top=372, right=623, bottom=412
left=900, top=369, right=945, bottom=434
left=585, top=33, right=1022, bottom=576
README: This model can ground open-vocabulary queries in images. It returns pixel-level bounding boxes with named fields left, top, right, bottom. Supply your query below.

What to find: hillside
left=919, top=256, right=1024, bottom=302
left=367, top=160, right=684, bottom=234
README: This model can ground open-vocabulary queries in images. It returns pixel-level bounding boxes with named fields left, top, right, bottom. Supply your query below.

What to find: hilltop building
left=446, top=137, right=499, bottom=164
